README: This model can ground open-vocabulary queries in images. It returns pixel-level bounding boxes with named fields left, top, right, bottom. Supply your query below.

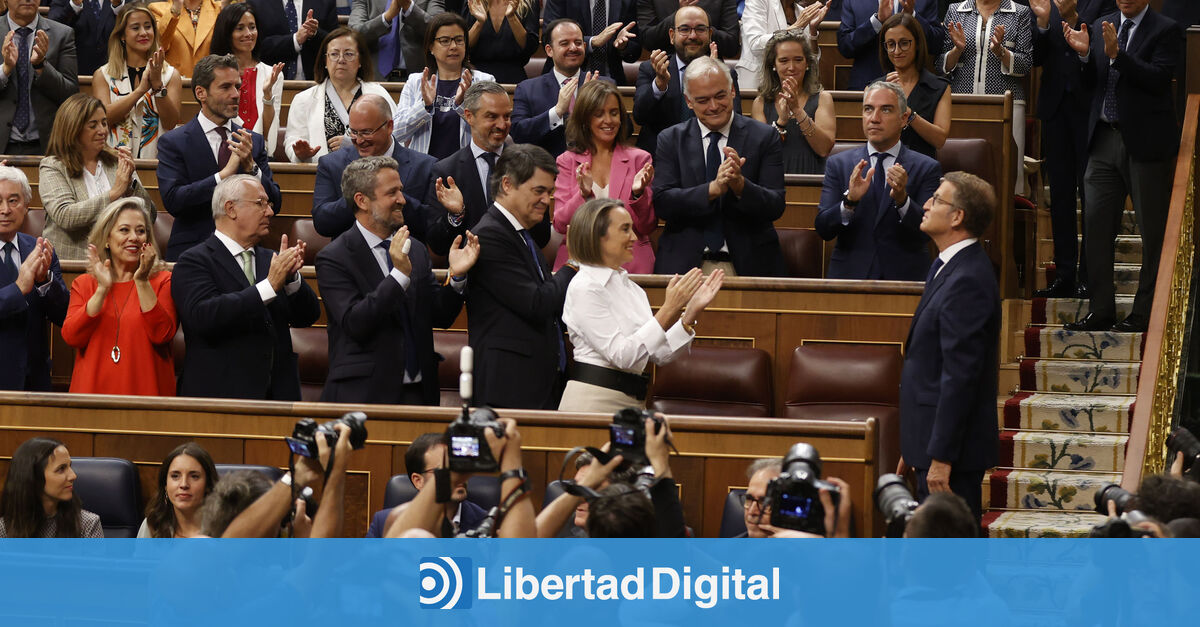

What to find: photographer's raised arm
left=309, top=424, right=354, bottom=538
left=492, top=419, right=537, bottom=539
left=384, top=472, right=452, bottom=537
left=646, top=415, right=686, bottom=537
left=220, top=477, right=295, bottom=538
left=536, top=446, right=625, bottom=538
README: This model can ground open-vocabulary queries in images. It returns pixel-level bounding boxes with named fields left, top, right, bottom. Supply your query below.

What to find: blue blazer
left=0, top=233, right=68, bottom=391
left=541, top=0, right=641, bottom=85
left=311, top=141, right=436, bottom=239
left=1033, top=0, right=1114, bottom=120
left=815, top=145, right=941, bottom=281
left=837, top=0, right=945, bottom=90
left=511, top=72, right=615, bottom=157
left=315, top=225, right=463, bottom=405
left=49, top=0, right=114, bottom=75
left=365, top=499, right=488, bottom=538
left=899, top=241, right=1000, bottom=471
left=651, top=115, right=786, bottom=277
left=171, top=233, right=321, bottom=400
left=158, top=118, right=282, bottom=261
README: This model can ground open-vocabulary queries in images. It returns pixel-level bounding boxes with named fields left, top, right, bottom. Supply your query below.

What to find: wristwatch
left=842, top=190, right=859, bottom=207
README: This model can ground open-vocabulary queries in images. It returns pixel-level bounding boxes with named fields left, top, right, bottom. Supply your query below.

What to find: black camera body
left=1094, top=482, right=1136, bottom=516
left=766, top=443, right=841, bottom=536
left=446, top=407, right=507, bottom=473
left=286, top=412, right=368, bottom=458
left=874, top=473, right=920, bottom=538
left=1168, top=427, right=1200, bottom=482
left=609, top=408, right=664, bottom=467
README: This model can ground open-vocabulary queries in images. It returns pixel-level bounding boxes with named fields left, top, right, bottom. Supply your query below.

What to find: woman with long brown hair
left=751, top=31, right=834, bottom=174
left=0, top=437, right=103, bottom=538
left=138, top=443, right=219, bottom=537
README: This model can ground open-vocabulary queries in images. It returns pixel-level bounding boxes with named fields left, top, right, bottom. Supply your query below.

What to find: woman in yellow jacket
left=148, top=0, right=222, bottom=77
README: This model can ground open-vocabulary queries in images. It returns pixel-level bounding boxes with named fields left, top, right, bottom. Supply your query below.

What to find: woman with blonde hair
left=751, top=31, right=834, bottom=174
left=61, top=198, right=177, bottom=396
left=94, top=3, right=184, bottom=159
left=39, top=93, right=156, bottom=260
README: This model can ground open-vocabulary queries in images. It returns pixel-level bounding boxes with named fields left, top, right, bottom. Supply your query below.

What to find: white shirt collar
left=470, top=141, right=503, bottom=160
left=869, top=140, right=903, bottom=161
left=198, top=112, right=232, bottom=135
left=354, top=220, right=388, bottom=249
left=937, top=237, right=978, bottom=268
left=492, top=201, right=526, bottom=232
left=552, top=67, right=580, bottom=86
left=6, top=14, right=38, bottom=32
left=1122, top=4, right=1150, bottom=27
left=697, top=113, right=734, bottom=139
left=213, top=228, right=252, bottom=256
left=577, top=262, right=620, bottom=286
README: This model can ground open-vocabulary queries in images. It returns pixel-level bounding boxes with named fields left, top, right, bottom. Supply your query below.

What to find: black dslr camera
left=609, top=408, right=665, bottom=467
left=446, top=407, right=507, bottom=473
left=1090, top=482, right=1155, bottom=538
left=765, top=443, right=842, bottom=536
left=1167, top=427, right=1200, bottom=482
left=285, top=412, right=368, bottom=458
left=875, top=473, right=920, bottom=538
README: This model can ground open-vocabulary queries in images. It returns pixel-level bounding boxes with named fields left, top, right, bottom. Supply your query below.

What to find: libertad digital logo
left=418, top=556, right=472, bottom=609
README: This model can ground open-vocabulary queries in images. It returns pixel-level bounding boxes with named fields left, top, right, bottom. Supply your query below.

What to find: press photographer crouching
left=1090, top=472, right=1200, bottom=538
left=875, top=473, right=978, bottom=538
left=749, top=443, right=852, bottom=539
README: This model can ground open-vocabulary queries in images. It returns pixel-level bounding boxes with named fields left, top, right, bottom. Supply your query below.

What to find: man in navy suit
left=248, top=0, right=338, bottom=81
left=172, top=175, right=321, bottom=400
left=1030, top=0, right=1114, bottom=298
left=158, top=55, right=281, bottom=261
left=542, top=0, right=640, bottom=85
left=311, top=95, right=435, bottom=239
left=652, top=56, right=784, bottom=277
left=0, top=166, right=67, bottom=391
left=467, top=144, right=577, bottom=410
left=365, top=433, right=489, bottom=537
left=316, top=156, right=479, bottom=405
left=899, top=171, right=1000, bottom=521
left=1063, top=0, right=1182, bottom=332
left=816, top=82, right=942, bottom=281
left=838, top=0, right=944, bottom=90
left=48, top=0, right=120, bottom=75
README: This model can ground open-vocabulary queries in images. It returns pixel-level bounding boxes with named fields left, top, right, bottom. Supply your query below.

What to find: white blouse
left=82, top=163, right=111, bottom=199
left=561, top=264, right=694, bottom=373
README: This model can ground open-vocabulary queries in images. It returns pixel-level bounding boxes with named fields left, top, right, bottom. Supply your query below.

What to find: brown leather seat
left=19, top=208, right=45, bottom=237
left=776, top=228, right=823, bottom=278
left=434, top=330, right=469, bottom=407
left=290, top=219, right=332, bottom=265
left=290, top=327, right=328, bottom=402
left=784, top=343, right=903, bottom=477
left=936, top=138, right=997, bottom=194
left=648, top=345, right=773, bottom=417
left=152, top=212, right=173, bottom=253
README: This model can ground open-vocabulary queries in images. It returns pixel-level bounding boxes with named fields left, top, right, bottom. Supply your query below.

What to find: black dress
left=898, top=69, right=950, bottom=159
left=764, top=93, right=825, bottom=175
left=462, top=5, right=540, bottom=84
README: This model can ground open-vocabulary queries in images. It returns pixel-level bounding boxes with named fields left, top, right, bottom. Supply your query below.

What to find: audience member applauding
left=350, top=0, right=429, bottom=82
left=210, top=3, right=285, bottom=158
left=652, top=56, right=786, bottom=277
left=62, top=198, right=176, bottom=396
left=559, top=198, right=722, bottom=412
left=393, top=12, right=495, bottom=159
left=637, top=0, right=741, bottom=59
left=838, top=0, right=943, bottom=90
left=40, top=94, right=156, bottom=261
left=148, top=0, right=221, bottom=78
left=157, top=54, right=281, bottom=261
left=0, top=0, right=79, bottom=155
left=553, top=81, right=656, bottom=273
left=284, top=27, right=391, bottom=162
left=94, top=4, right=184, bottom=160
left=751, top=31, right=834, bottom=174
left=248, top=0, right=338, bottom=81
left=0, top=437, right=103, bottom=538
left=461, top=0, right=539, bottom=84
left=542, top=0, right=640, bottom=85
left=734, top=0, right=825, bottom=89
left=138, top=442, right=219, bottom=537
left=172, top=175, right=321, bottom=400
left=877, top=13, right=950, bottom=159
left=48, top=0, right=122, bottom=76
left=316, top=156, right=480, bottom=405
left=0, top=166, right=68, bottom=392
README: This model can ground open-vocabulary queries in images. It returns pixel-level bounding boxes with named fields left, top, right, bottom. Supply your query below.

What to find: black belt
left=570, top=362, right=648, bottom=400
left=702, top=250, right=731, bottom=262
left=7, top=139, right=38, bottom=146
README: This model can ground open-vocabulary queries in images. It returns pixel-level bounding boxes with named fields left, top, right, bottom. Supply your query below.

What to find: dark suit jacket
left=48, top=0, right=113, bottom=75
left=311, top=141, right=436, bottom=239
left=1162, top=0, right=1200, bottom=27
left=899, top=241, right=1000, bottom=471
left=248, top=0, right=338, bottom=78
left=0, top=16, right=77, bottom=153
left=651, top=115, right=786, bottom=276
left=0, top=232, right=68, bottom=391
left=158, top=117, right=282, bottom=260
left=466, top=205, right=577, bottom=409
left=365, top=498, right=487, bottom=537
left=511, top=72, right=615, bottom=157
left=815, top=145, right=941, bottom=280
left=315, top=225, right=463, bottom=404
left=1033, top=0, right=1113, bottom=120
left=171, top=233, right=321, bottom=400
left=631, top=55, right=741, bottom=156
left=422, top=144, right=551, bottom=256
left=1081, top=8, right=1183, bottom=163
left=541, top=0, right=641, bottom=85
left=637, top=0, right=740, bottom=58
left=837, top=0, right=944, bottom=90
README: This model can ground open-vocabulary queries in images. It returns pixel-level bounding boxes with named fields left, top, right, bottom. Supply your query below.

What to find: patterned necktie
left=87, top=0, right=101, bottom=20
left=588, top=0, right=606, bottom=74
left=1101, top=19, right=1133, bottom=123
left=380, top=240, right=421, bottom=379
left=520, top=229, right=566, bottom=371
left=925, top=257, right=944, bottom=284
left=0, top=241, right=17, bottom=286
left=284, top=0, right=299, bottom=80
left=215, top=126, right=232, bottom=170
left=562, top=78, right=577, bottom=114
left=480, top=151, right=498, bottom=203
left=239, top=249, right=255, bottom=285
left=13, top=27, right=31, bottom=134
left=704, top=131, right=724, bottom=252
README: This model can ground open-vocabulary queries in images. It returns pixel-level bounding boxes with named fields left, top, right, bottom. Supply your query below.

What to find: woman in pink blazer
left=553, top=80, right=657, bottom=274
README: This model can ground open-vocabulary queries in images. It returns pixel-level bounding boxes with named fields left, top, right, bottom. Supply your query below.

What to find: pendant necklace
left=111, top=283, right=135, bottom=364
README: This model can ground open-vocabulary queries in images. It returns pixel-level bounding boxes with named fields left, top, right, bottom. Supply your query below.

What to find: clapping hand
left=387, top=226, right=412, bottom=276
left=886, top=162, right=908, bottom=205
left=631, top=162, right=654, bottom=197
left=504, top=0, right=518, bottom=17
left=295, top=10, right=319, bottom=45
left=113, top=146, right=136, bottom=196
left=133, top=242, right=157, bottom=282
left=1, top=32, right=16, bottom=75
left=420, top=68, right=437, bottom=106
left=898, top=0, right=915, bottom=14
left=575, top=162, right=595, bottom=198
left=650, top=49, right=670, bottom=90
left=878, top=0, right=894, bottom=22
left=846, top=159, right=874, bottom=204
left=435, top=176, right=465, bottom=215
left=468, top=0, right=487, bottom=22
left=555, top=75, right=578, bottom=117
left=613, top=22, right=637, bottom=50
left=1029, top=0, right=1050, bottom=28
left=662, top=268, right=704, bottom=316
left=1062, top=20, right=1090, bottom=55
left=14, top=237, right=51, bottom=295
left=263, top=62, right=284, bottom=98
left=267, top=234, right=305, bottom=291
left=947, top=21, right=967, bottom=51
left=292, top=139, right=322, bottom=161
left=447, top=230, right=481, bottom=277
left=684, top=268, right=724, bottom=318
left=1101, top=20, right=1119, bottom=59
left=30, top=30, right=47, bottom=67
left=988, top=24, right=1009, bottom=61
left=717, top=146, right=746, bottom=196
left=592, top=21, right=624, bottom=48
left=85, top=243, right=116, bottom=291
left=1055, top=0, right=1078, bottom=24
left=455, top=68, right=474, bottom=105
left=230, top=129, right=255, bottom=174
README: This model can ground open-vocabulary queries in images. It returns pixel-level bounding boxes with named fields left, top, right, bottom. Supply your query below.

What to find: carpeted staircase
left=982, top=210, right=1144, bottom=537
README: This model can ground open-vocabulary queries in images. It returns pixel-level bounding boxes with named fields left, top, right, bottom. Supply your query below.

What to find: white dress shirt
left=213, top=228, right=301, bottom=303
left=82, top=162, right=112, bottom=200
left=699, top=115, right=733, bottom=166
left=198, top=113, right=236, bottom=183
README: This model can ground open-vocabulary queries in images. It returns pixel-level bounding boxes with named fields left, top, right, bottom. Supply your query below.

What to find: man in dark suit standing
left=0, top=0, right=78, bottom=155
left=248, top=0, right=337, bottom=81
left=838, top=0, right=943, bottom=90
left=816, top=82, right=941, bottom=281
left=0, top=166, right=67, bottom=392
left=542, top=0, right=640, bottom=85
left=48, top=0, right=120, bottom=76
left=1030, top=0, right=1114, bottom=298
left=637, top=0, right=740, bottom=58
left=312, top=95, right=435, bottom=238
left=316, top=156, right=479, bottom=405
left=467, top=144, right=578, bottom=410
left=1063, top=0, right=1182, bottom=332
left=652, top=55, right=785, bottom=277
left=172, top=175, right=321, bottom=401
left=899, top=171, right=1000, bottom=521
left=349, top=0, right=429, bottom=81
left=158, top=54, right=282, bottom=261
left=632, top=5, right=741, bottom=156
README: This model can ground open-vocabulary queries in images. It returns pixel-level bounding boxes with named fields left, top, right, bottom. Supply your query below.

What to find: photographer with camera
left=366, top=433, right=488, bottom=538
left=536, top=445, right=628, bottom=538
left=750, top=443, right=853, bottom=539
left=875, top=473, right=978, bottom=538
left=1090, top=472, right=1200, bottom=538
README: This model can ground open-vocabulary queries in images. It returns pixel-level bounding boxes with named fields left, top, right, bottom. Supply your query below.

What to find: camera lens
left=781, top=443, right=822, bottom=479
left=1094, top=483, right=1136, bottom=515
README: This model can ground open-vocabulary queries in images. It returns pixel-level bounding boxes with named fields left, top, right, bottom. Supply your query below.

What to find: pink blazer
left=553, top=145, right=657, bottom=274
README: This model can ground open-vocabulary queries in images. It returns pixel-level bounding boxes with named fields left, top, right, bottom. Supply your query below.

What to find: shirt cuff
left=449, top=275, right=466, bottom=294
left=870, top=14, right=883, bottom=32
left=651, top=79, right=666, bottom=98
left=35, top=280, right=52, bottom=296
left=1001, top=49, right=1015, bottom=74
left=840, top=203, right=854, bottom=225
left=665, top=318, right=694, bottom=348
left=111, top=0, right=123, bottom=14
left=284, top=273, right=301, bottom=295
left=1079, top=51, right=1090, bottom=63
left=213, top=173, right=223, bottom=185
left=0, top=65, right=10, bottom=83
left=896, top=197, right=911, bottom=219
left=293, top=34, right=303, bottom=52
left=256, top=279, right=276, bottom=303
left=389, top=267, right=412, bottom=290
left=548, top=108, right=564, bottom=129
left=380, top=13, right=390, bottom=26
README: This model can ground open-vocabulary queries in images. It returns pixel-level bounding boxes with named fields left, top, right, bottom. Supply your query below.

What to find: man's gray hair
left=746, top=458, right=782, bottom=480
left=463, top=80, right=508, bottom=113
left=864, top=80, right=909, bottom=114
left=682, top=55, right=733, bottom=100
left=211, top=174, right=261, bottom=219
left=342, top=155, right=400, bottom=209
left=0, top=165, right=32, bottom=204
left=351, top=93, right=393, bottom=121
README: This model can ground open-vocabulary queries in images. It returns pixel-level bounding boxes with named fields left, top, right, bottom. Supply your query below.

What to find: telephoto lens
left=1094, top=483, right=1136, bottom=516
left=874, top=473, right=919, bottom=538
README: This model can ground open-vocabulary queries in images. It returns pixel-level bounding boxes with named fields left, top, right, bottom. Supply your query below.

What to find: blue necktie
left=87, top=0, right=101, bottom=20
left=0, top=241, right=17, bottom=286
left=1102, top=19, right=1133, bottom=123
left=14, top=27, right=31, bottom=134
left=924, top=257, right=944, bottom=284
left=284, top=0, right=299, bottom=80
left=520, top=228, right=566, bottom=371
left=377, top=14, right=405, bottom=79
left=380, top=240, right=421, bottom=380
left=704, top=131, right=724, bottom=253
left=480, top=151, right=498, bottom=204
left=588, top=0, right=606, bottom=74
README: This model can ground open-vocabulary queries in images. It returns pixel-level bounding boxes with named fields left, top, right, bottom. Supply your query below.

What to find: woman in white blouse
left=559, top=198, right=724, bottom=413
left=733, top=0, right=826, bottom=89
left=284, top=27, right=394, bottom=162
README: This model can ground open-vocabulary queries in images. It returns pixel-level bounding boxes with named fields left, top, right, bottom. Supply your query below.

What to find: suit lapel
left=906, top=244, right=975, bottom=345
left=188, top=119, right=219, bottom=172
left=458, top=147, right=487, bottom=214
left=1125, top=10, right=1154, bottom=56
left=609, top=146, right=633, bottom=200
left=347, top=225, right=386, bottom=284
left=492, top=205, right=544, bottom=283
left=207, top=236, right=253, bottom=287
left=684, top=122, right=706, bottom=185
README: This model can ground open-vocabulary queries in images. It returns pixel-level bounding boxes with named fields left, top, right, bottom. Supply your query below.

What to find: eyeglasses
left=930, top=193, right=962, bottom=210
left=885, top=39, right=914, bottom=53
left=741, top=494, right=768, bottom=522
left=673, top=25, right=710, bottom=36
left=236, top=198, right=274, bottom=211
left=326, top=50, right=359, bottom=62
left=433, top=35, right=466, bottom=47
left=347, top=120, right=390, bottom=138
